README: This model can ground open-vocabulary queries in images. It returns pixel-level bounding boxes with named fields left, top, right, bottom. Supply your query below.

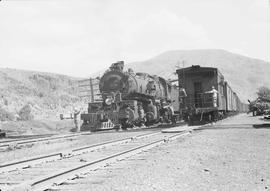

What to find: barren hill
left=128, top=49, right=270, bottom=102
left=0, top=68, right=81, bottom=120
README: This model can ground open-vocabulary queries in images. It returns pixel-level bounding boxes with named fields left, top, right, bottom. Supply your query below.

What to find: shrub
left=4, top=98, right=8, bottom=106
left=257, top=86, right=270, bottom=99
left=0, top=107, right=15, bottom=121
left=38, top=92, right=44, bottom=98
left=19, top=104, right=34, bottom=120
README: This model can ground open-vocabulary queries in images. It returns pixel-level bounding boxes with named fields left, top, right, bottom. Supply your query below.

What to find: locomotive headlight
left=105, top=98, right=113, bottom=105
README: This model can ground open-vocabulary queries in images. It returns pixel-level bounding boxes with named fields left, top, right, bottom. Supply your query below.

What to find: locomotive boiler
left=81, top=61, right=179, bottom=131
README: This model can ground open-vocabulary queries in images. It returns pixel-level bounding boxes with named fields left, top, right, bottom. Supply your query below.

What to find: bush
left=0, top=107, right=15, bottom=121
left=257, top=86, right=270, bottom=100
left=19, top=104, right=34, bottom=121
left=4, top=98, right=8, bottom=106
left=38, top=92, right=45, bottom=98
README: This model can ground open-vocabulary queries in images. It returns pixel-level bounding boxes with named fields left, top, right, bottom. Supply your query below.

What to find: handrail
left=182, top=93, right=216, bottom=108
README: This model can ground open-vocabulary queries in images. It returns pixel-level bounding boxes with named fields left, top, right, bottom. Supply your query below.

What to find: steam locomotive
left=81, top=61, right=179, bottom=131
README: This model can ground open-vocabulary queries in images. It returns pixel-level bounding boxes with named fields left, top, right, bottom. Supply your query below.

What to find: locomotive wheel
left=120, top=118, right=135, bottom=129
left=145, top=112, right=155, bottom=124
left=213, top=111, right=218, bottom=122
left=119, top=118, right=128, bottom=130
left=114, top=125, right=121, bottom=131
left=187, top=115, right=193, bottom=125
left=171, top=115, right=177, bottom=124
left=127, top=109, right=135, bottom=122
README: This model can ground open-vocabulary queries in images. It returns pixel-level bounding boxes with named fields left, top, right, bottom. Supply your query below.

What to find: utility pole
left=182, top=60, right=185, bottom=88
left=89, top=78, right=94, bottom=102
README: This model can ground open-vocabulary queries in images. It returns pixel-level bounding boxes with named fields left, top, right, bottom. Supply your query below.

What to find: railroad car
left=81, top=61, right=179, bottom=131
left=176, top=65, right=247, bottom=124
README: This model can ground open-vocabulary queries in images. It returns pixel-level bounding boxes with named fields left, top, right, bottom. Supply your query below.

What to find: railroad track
left=0, top=123, right=185, bottom=151
left=0, top=132, right=92, bottom=151
left=0, top=131, right=189, bottom=191
left=0, top=131, right=159, bottom=173
left=0, top=134, right=53, bottom=144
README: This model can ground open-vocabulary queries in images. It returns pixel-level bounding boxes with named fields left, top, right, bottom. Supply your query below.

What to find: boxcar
left=176, top=65, right=245, bottom=123
left=224, top=82, right=235, bottom=111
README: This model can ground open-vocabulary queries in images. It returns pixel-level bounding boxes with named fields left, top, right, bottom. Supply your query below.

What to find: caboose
left=176, top=65, right=245, bottom=124
left=81, top=61, right=179, bottom=131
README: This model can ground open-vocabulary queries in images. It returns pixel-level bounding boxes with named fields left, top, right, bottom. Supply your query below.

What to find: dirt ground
left=0, top=130, right=160, bottom=163
left=215, top=113, right=268, bottom=125
left=0, top=119, right=75, bottom=136
left=58, top=113, right=270, bottom=191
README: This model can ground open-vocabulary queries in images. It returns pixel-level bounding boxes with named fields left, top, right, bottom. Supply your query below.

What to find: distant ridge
left=128, top=49, right=270, bottom=101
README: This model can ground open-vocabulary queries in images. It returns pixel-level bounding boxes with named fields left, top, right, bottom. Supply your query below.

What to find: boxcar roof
left=176, top=65, right=217, bottom=74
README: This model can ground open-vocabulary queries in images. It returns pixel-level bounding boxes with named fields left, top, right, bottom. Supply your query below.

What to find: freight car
left=81, top=61, right=179, bottom=131
left=176, top=65, right=247, bottom=124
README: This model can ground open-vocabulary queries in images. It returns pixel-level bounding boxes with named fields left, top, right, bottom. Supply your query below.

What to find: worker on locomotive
left=73, top=107, right=81, bottom=132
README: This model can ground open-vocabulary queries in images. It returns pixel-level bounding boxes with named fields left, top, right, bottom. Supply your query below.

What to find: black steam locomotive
left=81, top=61, right=179, bottom=131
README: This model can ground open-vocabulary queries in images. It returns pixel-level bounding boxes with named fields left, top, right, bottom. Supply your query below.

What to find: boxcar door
left=194, top=82, right=203, bottom=108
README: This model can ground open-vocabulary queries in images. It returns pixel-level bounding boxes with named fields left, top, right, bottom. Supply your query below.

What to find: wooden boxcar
left=176, top=65, right=245, bottom=123
left=224, top=82, right=235, bottom=111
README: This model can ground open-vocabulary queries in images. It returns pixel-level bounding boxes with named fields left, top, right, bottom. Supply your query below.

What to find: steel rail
left=7, top=132, right=189, bottom=191
left=0, top=132, right=92, bottom=149
left=0, top=123, right=173, bottom=148
left=0, top=131, right=160, bottom=173
left=0, top=134, right=53, bottom=144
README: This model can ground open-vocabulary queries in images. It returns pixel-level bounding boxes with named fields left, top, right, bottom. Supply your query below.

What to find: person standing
left=138, top=104, right=145, bottom=127
left=74, top=108, right=81, bottom=132
left=118, top=104, right=130, bottom=130
left=206, top=86, right=218, bottom=107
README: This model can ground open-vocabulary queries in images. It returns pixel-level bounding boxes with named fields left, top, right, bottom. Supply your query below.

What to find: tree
left=0, top=107, right=15, bottom=121
left=19, top=104, right=34, bottom=121
left=257, top=86, right=270, bottom=100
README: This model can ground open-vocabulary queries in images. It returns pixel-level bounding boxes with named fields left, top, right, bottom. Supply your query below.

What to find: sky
left=0, top=0, right=269, bottom=77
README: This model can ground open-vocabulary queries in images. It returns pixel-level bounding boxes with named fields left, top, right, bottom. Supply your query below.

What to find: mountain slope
left=128, top=49, right=270, bottom=101
left=0, top=68, right=81, bottom=119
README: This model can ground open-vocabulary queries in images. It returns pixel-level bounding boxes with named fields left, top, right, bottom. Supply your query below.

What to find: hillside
left=0, top=49, right=269, bottom=121
left=0, top=68, right=82, bottom=120
left=128, top=49, right=270, bottom=102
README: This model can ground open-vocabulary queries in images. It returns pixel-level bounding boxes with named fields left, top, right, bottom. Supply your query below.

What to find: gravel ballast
left=55, top=114, right=270, bottom=191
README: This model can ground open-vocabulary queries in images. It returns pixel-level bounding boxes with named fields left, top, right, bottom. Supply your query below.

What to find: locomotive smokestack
left=110, top=61, right=125, bottom=71
left=117, top=61, right=124, bottom=65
